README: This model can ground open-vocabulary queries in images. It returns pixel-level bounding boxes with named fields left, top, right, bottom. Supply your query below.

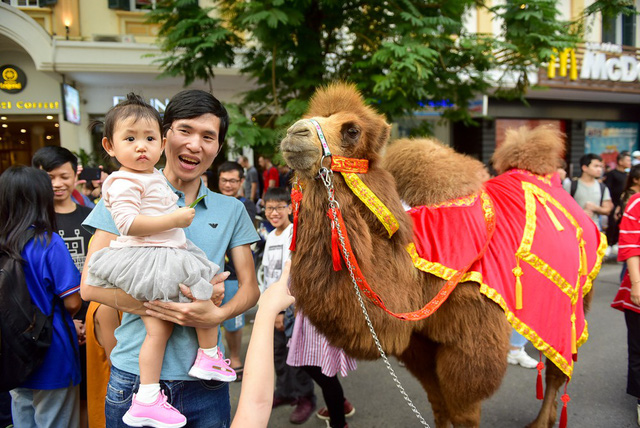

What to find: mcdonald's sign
left=541, top=43, right=640, bottom=93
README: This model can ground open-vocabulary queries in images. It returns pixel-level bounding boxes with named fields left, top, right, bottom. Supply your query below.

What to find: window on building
left=132, top=0, right=155, bottom=10
left=2, top=0, right=41, bottom=6
left=602, top=7, right=637, bottom=47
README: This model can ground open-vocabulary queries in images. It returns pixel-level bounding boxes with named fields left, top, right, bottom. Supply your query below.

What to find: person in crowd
left=258, top=155, right=279, bottom=197
left=564, top=153, right=612, bottom=230
left=85, top=301, right=121, bottom=428
left=217, top=160, right=258, bottom=379
left=612, top=184, right=640, bottom=426
left=632, top=150, right=640, bottom=167
left=238, top=155, right=259, bottom=203
left=278, top=163, right=293, bottom=193
left=605, top=151, right=631, bottom=253
left=80, top=89, right=259, bottom=428
left=506, top=329, right=537, bottom=369
left=32, top=146, right=93, bottom=428
left=84, top=93, right=238, bottom=427
left=262, top=187, right=317, bottom=424
left=557, top=158, right=571, bottom=188
left=1, top=166, right=82, bottom=428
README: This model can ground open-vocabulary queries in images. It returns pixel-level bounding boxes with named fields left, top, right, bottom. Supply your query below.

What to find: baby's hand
left=173, top=207, right=196, bottom=228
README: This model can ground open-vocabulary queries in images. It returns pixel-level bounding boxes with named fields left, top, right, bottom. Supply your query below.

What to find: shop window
left=108, top=0, right=155, bottom=11
left=602, top=7, right=637, bottom=47
left=1, top=0, right=47, bottom=6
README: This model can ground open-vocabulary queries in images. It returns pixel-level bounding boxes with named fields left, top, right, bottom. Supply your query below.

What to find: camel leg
left=526, top=359, right=567, bottom=428
left=400, top=335, right=452, bottom=428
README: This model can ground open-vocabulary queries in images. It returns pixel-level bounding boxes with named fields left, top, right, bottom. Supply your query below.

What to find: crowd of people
left=2, top=88, right=640, bottom=428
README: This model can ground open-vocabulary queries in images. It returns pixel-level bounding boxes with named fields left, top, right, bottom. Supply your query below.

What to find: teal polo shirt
left=83, top=174, right=259, bottom=380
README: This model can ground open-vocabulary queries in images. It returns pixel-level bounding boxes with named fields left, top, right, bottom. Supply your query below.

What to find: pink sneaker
left=122, top=391, right=186, bottom=428
left=188, top=349, right=237, bottom=382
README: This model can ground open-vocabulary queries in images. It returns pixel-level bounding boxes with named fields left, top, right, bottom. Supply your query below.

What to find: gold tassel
left=513, top=263, right=523, bottom=310
left=543, top=202, right=564, bottom=231
left=579, top=241, right=588, bottom=276
left=571, top=313, right=577, bottom=355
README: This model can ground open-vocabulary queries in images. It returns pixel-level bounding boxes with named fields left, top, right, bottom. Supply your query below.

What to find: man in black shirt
left=604, top=151, right=631, bottom=250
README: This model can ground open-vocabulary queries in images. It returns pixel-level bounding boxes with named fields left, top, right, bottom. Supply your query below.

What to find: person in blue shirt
left=1, top=166, right=82, bottom=428
left=80, top=89, right=260, bottom=428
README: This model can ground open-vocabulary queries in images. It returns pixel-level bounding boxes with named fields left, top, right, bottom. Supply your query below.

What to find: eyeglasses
left=220, top=178, right=241, bottom=185
left=265, top=205, right=289, bottom=213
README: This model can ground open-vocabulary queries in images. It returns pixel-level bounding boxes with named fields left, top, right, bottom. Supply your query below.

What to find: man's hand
left=584, top=201, right=597, bottom=215
left=274, top=313, right=285, bottom=332
left=144, top=271, right=229, bottom=328
left=73, top=319, right=86, bottom=346
left=632, top=282, right=640, bottom=307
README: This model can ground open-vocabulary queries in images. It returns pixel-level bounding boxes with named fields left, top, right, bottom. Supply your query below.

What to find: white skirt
left=86, top=240, right=218, bottom=303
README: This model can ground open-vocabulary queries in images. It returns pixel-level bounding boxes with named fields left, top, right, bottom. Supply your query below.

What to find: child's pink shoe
left=122, top=390, right=186, bottom=428
left=188, top=348, right=237, bottom=382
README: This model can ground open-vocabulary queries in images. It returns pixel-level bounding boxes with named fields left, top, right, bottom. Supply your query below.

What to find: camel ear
left=371, top=123, right=391, bottom=153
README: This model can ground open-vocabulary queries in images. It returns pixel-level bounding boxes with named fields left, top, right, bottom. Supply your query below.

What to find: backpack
left=570, top=178, right=606, bottom=206
left=0, top=231, right=56, bottom=392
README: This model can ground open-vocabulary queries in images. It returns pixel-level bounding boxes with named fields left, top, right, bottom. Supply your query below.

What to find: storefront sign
left=585, top=121, right=639, bottom=170
left=113, top=96, right=170, bottom=113
left=0, top=65, right=27, bottom=94
left=540, top=43, right=640, bottom=93
left=0, top=101, right=60, bottom=110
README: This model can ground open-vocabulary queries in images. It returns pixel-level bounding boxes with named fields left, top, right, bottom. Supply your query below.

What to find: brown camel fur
left=280, top=83, right=590, bottom=428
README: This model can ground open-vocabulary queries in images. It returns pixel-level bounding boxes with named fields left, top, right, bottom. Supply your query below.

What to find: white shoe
left=507, top=347, right=538, bottom=369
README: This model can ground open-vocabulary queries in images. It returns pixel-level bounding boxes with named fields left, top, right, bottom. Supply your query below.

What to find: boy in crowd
left=565, top=153, right=613, bottom=230
left=262, top=187, right=316, bottom=424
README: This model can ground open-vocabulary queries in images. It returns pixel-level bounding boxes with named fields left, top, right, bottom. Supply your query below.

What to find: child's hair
left=163, top=90, right=229, bottom=145
left=90, top=93, right=162, bottom=144
left=0, top=166, right=56, bottom=259
left=32, top=146, right=78, bottom=173
left=264, top=187, right=291, bottom=205
left=217, top=161, right=244, bottom=179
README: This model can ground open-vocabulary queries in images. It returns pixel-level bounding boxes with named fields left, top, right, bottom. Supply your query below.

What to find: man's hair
left=618, top=151, right=631, bottom=163
left=264, top=187, right=290, bottom=205
left=163, top=90, right=229, bottom=145
left=217, top=161, right=244, bottom=179
left=32, top=146, right=78, bottom=173
left=579, top=153, right=602, bottom=169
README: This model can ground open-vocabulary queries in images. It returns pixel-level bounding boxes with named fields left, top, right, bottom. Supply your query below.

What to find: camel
left=280, top=83, right=604, bottom=428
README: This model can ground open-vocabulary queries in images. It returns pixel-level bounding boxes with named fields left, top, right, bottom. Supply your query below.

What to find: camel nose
left=287, top=120, right=312, bottom=137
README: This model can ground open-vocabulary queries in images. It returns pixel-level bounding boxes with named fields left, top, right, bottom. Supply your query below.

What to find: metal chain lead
left=319, top=169, right=431, bottom=428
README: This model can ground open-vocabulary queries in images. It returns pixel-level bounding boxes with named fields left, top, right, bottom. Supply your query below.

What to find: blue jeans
left=105, top=366, right=230, bottom=428
left=10, top=386, right=79, bottom=428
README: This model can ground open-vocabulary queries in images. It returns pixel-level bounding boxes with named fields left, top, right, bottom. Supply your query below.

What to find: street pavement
left=229, top=260, right=634, bottom=427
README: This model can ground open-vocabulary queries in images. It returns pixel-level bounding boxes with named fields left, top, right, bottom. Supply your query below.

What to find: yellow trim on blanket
left=406, top=242, right=585, bottom=379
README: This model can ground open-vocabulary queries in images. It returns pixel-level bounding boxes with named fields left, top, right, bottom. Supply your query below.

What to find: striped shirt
left=286, top=312, right=357, bottom=377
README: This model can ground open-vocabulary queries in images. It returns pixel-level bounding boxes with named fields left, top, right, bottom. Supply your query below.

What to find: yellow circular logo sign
left=0, top=65, right=27, bottom=94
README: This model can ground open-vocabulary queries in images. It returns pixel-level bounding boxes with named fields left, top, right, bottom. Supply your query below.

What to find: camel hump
left=383, top=138, right=486, bottom=207
left=492, top=125, right=566, bottom=175
left=306, top=82, right=386, bottom=123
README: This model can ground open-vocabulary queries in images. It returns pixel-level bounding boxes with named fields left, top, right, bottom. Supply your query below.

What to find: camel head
left=281, top=83, right=391, bottom=179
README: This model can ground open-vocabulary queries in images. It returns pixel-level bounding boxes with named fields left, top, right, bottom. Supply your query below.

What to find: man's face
left=583, top=159, right=604, bottom=179
left=164, top=114, right=221, bottom=184
left=620, top=155, right=632, bottom=169
left=218, top=170, right=243, bottom=197
left=258, top=156, right=266, bottom=168
left=45, top=162, right=76, bottom=204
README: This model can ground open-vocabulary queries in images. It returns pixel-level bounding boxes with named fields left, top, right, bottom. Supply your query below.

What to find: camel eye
left=347, top=128, right=359, bottom=137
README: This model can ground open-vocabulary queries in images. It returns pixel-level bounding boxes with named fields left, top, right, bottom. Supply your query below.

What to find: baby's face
left=106, top=117, right=163, bottom=174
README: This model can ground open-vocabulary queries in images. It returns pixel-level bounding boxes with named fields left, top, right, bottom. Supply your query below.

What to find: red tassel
left=536, top=359, right=545, bottom=400
left=329, top=212, right=342, bottom=271
left=559, top=393, right=570, bottom=428
left=290, top=208, right=298, bottom=251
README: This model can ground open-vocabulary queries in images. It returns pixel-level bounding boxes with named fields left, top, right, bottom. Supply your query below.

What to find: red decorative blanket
left=407, top=170, right=606, bottom=378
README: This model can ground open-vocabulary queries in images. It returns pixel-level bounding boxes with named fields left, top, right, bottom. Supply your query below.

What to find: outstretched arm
left=127, top=207, right=195, bottom=236
left=232, top=262, right=294, bottom=428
